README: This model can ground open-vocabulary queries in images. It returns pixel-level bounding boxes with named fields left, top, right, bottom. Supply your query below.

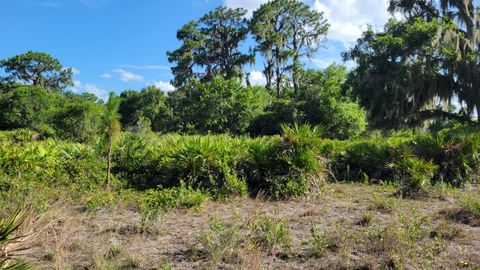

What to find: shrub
left=244, top=124, right=324, bottom=199
left=198, top=218, right=242, bottom=265
left=307, top=226, right=337, bottom=257
left=162, top=135, right=247, bottom=199
left=247, top=214, right=291, bottom=254
left=389, top=154, right=438, bottom=197
left=141, top=185, right=207, bottom=214
left=413, top=126, right=480, bottom=186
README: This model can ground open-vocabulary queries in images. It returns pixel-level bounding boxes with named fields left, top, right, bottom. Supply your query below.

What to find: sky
left=0, top=0, right=392, bottom=100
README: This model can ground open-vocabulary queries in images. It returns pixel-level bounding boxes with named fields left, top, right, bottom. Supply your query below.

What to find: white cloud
left=70, top=80, right=109, bottom=101
left=153, top=81, right=175, bottom=92
left=112, top=69, right=144, bottom=82
left=224, top=0, right=390, bottom=48
left=120, top=64, right=170, bottom=70
left=312, top=0, right=389, bottom=47
left=248, top=70, right=266, bottom=86
left=101, top=73, right=112, bottom=79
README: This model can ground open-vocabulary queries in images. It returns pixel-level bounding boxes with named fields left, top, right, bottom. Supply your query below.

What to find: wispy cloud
left=70, top=80, right=109, bottom=101
left=119, top=64, right=170, bottom=70
left=101, top=73, right=112, bottom=79
left=112, top=69, right=144, bottom=82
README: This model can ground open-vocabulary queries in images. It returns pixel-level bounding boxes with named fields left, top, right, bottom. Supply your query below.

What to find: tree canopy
left=0, top=51, right=73, bottom=92
left=167, top=6, right=253, bottom=88
left=345, top=0, right=480, bottom=128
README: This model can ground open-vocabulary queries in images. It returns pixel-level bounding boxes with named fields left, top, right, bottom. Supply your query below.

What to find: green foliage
left=250, top=0, right=329, bottom=94
left=163, top=135, right=247, bottom=199
left=296, top=65, right=367, bottom=139
left=0, top=211, right=31, bottom=270
left=248, top=214, right=292, bottom=254
left=51, top=97, right=103, bottom=143
left=249, top=65, right=367, bottom=140
left=0, top=51, right=73, bottom=92
left=198, top=218, right=242, bottom=265
left=167, top=6, right=253, bottom=87
left=307, top=226, right=337, bottom=257
left=140, top=186, right=207, bottom=220
left=172, top=77, right=269, bottom=135
left=249, top=98, right=300, bottom=136
left=389, top=155, right=438, bottom=197
left=119, top=86, right=174, bottom=133
left=0, top=86, right=55, bottom=130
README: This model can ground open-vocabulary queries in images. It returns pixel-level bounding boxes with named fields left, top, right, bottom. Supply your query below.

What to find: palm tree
left=1, top=210, right=30, bottom=270
left=103, top=92, right=121, bottom=190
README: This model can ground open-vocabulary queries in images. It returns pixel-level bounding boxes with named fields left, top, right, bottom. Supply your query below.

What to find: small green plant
left=248, top=214, right=291, bottom=254
left=198, top=218, right=242, bottom=265
left=369, top=196, right=396, bottom=213
left=104, top=244, right=123, bottom=260
left=356, top=212, right=374, bottom=227
left=306, top=226, right=337, bottom=257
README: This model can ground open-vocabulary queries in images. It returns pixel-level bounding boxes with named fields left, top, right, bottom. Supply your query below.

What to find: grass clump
left=306, top=226, right=337, bottom=257
left=443, top=194, right=480, bottom=226
left=247, top=214, right=292, bottom=254
left=197, top=218, right=243, bottom=265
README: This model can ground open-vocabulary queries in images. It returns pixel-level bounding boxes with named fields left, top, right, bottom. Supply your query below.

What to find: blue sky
left=0, top=0, right=391, bottom=100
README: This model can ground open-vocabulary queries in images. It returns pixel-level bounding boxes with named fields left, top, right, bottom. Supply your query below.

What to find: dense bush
left=169, top=77, right=270, bottom=135
left=114, top=125, right=325, bottom=200
left=0, top=86, right=55, bottom=130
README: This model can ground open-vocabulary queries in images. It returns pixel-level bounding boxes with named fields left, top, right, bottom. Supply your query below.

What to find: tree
left=296, top=66, right=367, bottom=139
left=168, top=6, right=253, bottom=87
left=0, top=51, right=73, bottom=92
left=51, top=96, right=103, bottom=143
left=0, top=86, right=55, bottom=130
left=103, top=92, right=121, bottom=190
left=250, top=0, right=328, bottom=96
left=171, top=77, right=269, bottom=134
left=119, top=86, right=174, bottom=132
left=345, top=0, right=480, bottom=128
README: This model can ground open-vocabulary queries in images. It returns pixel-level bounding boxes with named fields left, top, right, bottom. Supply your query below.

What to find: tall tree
left=103, top=92, right=121, bottom=190
left=0, top=51, right=73, bottom=92
left=250, top=0, right=328, bottom=96
left=345, top=0, right=480, bottom=128
left=167, top=6, right=253, bottom=87
left=118, top=86, right=174, bottom=132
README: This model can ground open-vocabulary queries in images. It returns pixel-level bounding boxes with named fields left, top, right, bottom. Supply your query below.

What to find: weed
left=248, top=214, right=291, bottom=254
left=198, top=217, right=242, bottom=265
left=306, top=226, right=337, bottom=257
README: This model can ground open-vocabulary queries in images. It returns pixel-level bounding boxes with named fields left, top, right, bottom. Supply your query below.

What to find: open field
left=17, top=183, right=480, bottom=270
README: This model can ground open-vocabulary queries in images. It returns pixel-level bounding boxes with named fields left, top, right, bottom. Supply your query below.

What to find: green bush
left=389, top=154, right=438, bottom=197
left=141, top=185, right=207, bottom=214
left=240, top=124, right=324, bottom=199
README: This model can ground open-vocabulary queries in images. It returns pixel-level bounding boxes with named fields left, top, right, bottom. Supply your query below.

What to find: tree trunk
left=106, top=138, right=113, bottom=191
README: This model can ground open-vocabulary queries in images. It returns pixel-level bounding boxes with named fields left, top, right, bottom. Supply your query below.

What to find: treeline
left=0, top=53, right=366, bottom=141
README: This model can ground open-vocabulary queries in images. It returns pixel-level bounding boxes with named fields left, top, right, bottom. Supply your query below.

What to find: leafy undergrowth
left=14, top=183, right=480, bottom=270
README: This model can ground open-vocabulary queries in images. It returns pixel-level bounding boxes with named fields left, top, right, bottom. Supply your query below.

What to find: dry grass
left=13, top=183, right=480, bottom=269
